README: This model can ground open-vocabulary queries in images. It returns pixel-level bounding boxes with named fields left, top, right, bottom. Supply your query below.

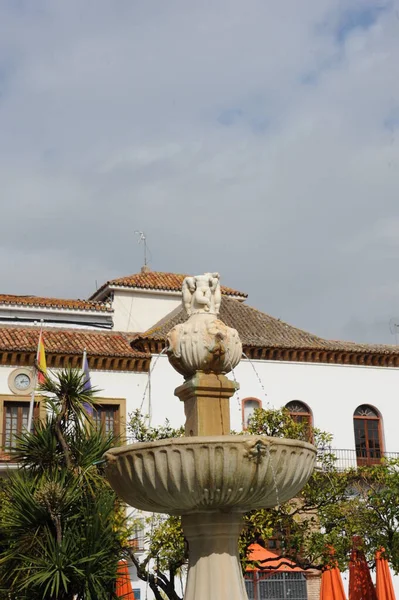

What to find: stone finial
left=166, top=272, right=242, bottom=378
left=182, top=272, right=221, bottom=316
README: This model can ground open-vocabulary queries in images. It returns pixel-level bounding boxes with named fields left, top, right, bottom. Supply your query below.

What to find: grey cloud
left=0, top=0, right=398, bottom=344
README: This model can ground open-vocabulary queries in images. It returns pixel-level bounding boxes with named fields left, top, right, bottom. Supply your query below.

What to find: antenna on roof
left=134, top=230, right=151, bottom=272
left=389, top=318, right=399, bottom=345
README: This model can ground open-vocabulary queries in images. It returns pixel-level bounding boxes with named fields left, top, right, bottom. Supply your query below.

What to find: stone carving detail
left=167, top=273, right=242, bottom=378
left=105, top=435, right=317, bottom=515
left=182, top=272, right=222, bottom=316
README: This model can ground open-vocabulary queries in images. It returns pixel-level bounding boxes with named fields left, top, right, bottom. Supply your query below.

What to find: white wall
left=229, top=359, right=399, bottom=453
left=88, top=369, right=148, bottom=418
left=141, top=355, right=399, bottom=455
left=139, top=354, right=185, bottom=428
left=112, top=290, right=181, bottom=332
left=0, top=364, right=149, bottom=439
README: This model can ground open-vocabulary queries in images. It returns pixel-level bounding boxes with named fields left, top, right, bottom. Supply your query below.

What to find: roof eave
left=89, top=283, right=247, bottom=301
left=0, top=304, right=113, bottom=317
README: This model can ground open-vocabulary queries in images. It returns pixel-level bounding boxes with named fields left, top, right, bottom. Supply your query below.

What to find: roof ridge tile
left=89, top=271, right=247, bottom=299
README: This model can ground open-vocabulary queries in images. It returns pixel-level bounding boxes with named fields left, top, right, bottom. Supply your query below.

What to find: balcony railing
left=2, top=433, right=399, bottom=473
left=316, top=448, right=399, bottom=471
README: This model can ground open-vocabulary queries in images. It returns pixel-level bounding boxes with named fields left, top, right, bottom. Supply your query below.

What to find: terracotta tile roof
left=0, top=294, right=111, bottom=313
left=133, top=297, right=399, bottom=356
left=0, top=326, right=148, bottom=359
left=90, top=271, right=247, bottom=299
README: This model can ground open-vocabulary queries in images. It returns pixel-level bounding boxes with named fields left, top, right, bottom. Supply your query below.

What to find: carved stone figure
left=182, top=272, right=221, bottom=316
left=167, top=272, right=242, bottom=378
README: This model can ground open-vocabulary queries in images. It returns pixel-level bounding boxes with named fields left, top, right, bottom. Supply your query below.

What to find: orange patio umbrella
left=375, top=549, right=396, bottom=600
left=116, top=561, right=135, bottom=600
left=320, top=548, right=347, bottom=600
left=349, top=536, right=377, bottom=600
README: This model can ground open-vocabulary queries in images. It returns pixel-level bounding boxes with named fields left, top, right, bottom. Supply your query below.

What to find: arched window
left=285, top=401, right=312, bottom=426
left=285, top=401, right=312, bottom=440
left=354, top=405, right=383, bottom=465
left=242, top=398, right=262, bottom=430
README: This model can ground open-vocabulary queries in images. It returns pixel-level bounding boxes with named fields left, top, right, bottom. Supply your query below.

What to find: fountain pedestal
left=182, top=513, right=247, bottom=600
left=175, top=372, right=237, bottom=436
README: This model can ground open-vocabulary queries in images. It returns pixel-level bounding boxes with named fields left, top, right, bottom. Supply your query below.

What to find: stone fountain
left=105, top=273, right=316, bottom=600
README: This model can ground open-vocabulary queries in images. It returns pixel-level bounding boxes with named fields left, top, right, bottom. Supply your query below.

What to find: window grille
left=245, top=571, right=307, bottom=600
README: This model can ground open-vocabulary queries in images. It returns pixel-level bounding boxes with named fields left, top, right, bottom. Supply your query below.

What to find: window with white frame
left=242, top=398, right=262, bottom=430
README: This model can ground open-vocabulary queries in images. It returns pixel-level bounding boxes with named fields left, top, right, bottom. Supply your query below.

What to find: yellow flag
left=37, top=332, right=47, bottom=383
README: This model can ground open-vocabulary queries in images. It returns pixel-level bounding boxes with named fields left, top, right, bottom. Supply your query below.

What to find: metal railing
left=316, top=448, right=399, bottom=471
left=245, top=572, right=307, bottom=600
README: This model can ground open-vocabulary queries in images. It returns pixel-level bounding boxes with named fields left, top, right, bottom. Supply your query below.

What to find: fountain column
left=182, top=513, right=248, bottom=600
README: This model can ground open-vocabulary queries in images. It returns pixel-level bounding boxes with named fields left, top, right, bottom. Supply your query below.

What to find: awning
left=116, top=561, right=135, bottom=600
left=246, top=543, right=305, bottom=573
left=376, top=549, right=396, bottom=600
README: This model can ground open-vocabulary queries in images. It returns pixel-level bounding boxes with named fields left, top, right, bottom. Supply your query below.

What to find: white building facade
left=0, top=267, right=398, bottom=599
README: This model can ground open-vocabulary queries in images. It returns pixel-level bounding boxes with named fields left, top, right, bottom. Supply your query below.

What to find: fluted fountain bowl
left=104, top=435, right=316, bottom=515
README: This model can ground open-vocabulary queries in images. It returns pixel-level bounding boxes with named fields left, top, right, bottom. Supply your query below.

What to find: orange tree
left=125, top=407, right=399, bottom=600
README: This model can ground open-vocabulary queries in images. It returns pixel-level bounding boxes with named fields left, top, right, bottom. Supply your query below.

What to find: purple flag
left=82, top=351, right=93, bottom=415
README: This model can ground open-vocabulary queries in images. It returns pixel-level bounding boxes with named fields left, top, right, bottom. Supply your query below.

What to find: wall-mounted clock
left=8, top=368, right=35, bottom=395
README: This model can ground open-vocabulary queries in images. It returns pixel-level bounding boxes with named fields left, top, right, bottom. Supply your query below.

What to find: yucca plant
left=0, top=369, right=127, bottom=600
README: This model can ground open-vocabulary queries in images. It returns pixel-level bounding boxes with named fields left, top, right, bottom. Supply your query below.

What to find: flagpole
left=27, top=322, right=43, bottom=432
left=27, top=380, right=37, bottom=433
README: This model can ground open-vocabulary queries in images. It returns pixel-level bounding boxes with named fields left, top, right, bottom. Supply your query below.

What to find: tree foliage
left=126, top=407, right=399, bottom=600
left=0, top=369, right=127, bottom=600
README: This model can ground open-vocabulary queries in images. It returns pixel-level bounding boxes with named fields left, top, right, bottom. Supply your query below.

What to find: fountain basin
left=104, top=435, right=316, bottom=515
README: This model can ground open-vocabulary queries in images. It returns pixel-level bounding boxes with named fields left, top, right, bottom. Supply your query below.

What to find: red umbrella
left=320, top=549, right=347, bottom=600
left=116, top=561, right=135, bottom=600
left=349, top=537, right=377, bottom=600
left=375, top=549, right=396, bottom=600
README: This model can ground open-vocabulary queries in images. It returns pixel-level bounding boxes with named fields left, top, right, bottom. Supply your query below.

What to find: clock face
left=14, top=373, right=31, bottom=390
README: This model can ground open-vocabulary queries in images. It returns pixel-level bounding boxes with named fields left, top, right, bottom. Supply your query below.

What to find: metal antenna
left=389, top=318, right=399, bottom=345
left=135, top=230, right=148, bottom=267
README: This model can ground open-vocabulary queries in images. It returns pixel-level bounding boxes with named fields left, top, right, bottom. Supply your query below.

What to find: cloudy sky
left=1, top=0, right=399, bottom=343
